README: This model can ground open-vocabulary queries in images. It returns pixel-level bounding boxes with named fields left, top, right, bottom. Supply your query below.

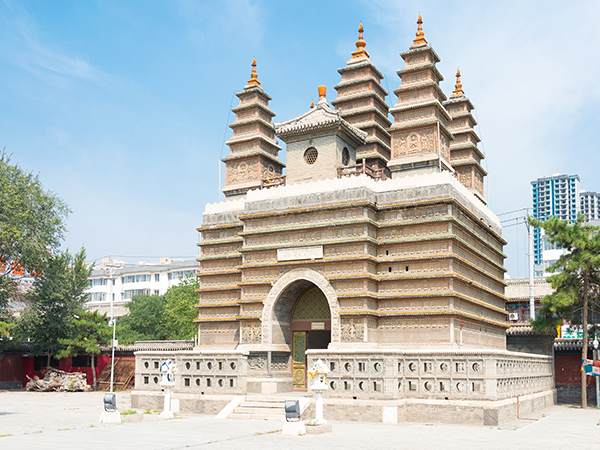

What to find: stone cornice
left=389, top=98, right=452, bottom=121
left=235, top=85, right=272, bottom=101
left=449, top=142, right=485, bottom=160
left=225, top=132, right=282, bottom=150
left=337, top=108, right=392, bottom=128
left=221, top=149, right=285, bottom=167
left=337, top=58, right=385, bottom=79
left=400, top=44, right=441, bottom=63
left=231, top=101, right=276, bottom=117
left=333, top=75, right=388, bottom=96
left=397, top=63, right=444, bottom=82
left=331, top=91, right=390, bottom=111
left=228, top=117, right=276, bottom=132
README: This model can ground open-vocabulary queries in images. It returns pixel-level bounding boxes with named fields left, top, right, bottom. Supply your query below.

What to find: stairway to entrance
left=219, top=395, right=310, bottom=421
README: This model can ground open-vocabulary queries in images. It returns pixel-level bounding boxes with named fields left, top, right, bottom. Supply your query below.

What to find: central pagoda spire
left=412, top=14, right=428, bottom=47
left=387, top=14, right=454, bottom=178
left=351, top=23, right=370, bottom=59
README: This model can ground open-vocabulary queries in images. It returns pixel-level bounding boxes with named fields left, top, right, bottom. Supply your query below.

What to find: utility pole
left=526, top=215, right=535, bottom=321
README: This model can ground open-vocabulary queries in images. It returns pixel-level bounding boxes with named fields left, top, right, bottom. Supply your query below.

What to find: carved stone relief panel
left=241, top=321, right=262, bottom=344
left=392, top=129, right=437, bottom=158
left=341, top=317, right=365, bottom=342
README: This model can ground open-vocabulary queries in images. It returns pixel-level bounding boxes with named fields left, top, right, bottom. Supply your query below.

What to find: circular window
left=304, top=147, right=318, bottom=165
left=342, top=147, right=349, bottom=166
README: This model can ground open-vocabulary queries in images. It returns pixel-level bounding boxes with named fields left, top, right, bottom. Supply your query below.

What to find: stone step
left=234, top=406, right=284, bottom=415
left=239, top=402, right=284, bottom=409
left=244, top=396, right=287, bottom=403
left=228, top=412, right=284, bottom=421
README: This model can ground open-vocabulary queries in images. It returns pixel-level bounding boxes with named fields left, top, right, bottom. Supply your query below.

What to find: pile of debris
left=26, top=367, right=90, bottom=392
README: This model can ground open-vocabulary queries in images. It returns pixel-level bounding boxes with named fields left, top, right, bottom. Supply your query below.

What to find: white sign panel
left=277, top=246, right=323, bottom=262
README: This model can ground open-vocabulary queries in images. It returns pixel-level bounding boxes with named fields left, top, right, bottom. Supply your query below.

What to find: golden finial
left=310, top=100, right=315, bottom=108
left=351, top=23, right=370, bottom=59
left=451, top=68, right=465, bottom=97
left=247, top=58, right=261, bottom=86
left=412, top=14, right=428, bottom=47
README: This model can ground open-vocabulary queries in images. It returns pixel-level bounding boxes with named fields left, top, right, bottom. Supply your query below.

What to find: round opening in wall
left=304, top=147, right=318, bottom=165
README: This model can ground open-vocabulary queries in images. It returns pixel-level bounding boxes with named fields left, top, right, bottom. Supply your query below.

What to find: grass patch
left=121, top=410, right=137, bottom=415
left=0, top=434, right=13, bottom=437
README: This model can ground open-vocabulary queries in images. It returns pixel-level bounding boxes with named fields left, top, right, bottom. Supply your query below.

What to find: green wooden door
left=292, top=331, right=307, bottom=389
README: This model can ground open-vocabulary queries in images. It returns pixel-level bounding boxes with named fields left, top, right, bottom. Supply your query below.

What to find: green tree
left=165, top=276, right=199, bottom=340
left=0, top=152, right=70, bottom=311
left=56, top=309, right=111, bottom=389
left=529, top=214, right=600, bottom=408
left=116, top=294, right=169, bottom=344
left=16, top=248, right=92, bottom=367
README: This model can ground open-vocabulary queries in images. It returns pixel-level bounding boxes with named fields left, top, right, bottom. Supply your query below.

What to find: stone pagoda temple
left=133, top=17, right=555, bottom=425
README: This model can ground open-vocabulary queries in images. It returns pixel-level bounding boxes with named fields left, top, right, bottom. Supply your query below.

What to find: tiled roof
left=275, top=99, right=367, bottom=144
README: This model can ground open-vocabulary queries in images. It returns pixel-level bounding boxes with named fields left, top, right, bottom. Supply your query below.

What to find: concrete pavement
left=1, top=390, right=599, bottom=449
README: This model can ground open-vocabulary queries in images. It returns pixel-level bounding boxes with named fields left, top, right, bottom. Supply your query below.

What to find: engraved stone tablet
left=277, top=246, right=323, bottom=262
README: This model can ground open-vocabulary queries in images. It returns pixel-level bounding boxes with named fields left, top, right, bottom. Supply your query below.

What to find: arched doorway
left=290, top=287, right=331, bottom=389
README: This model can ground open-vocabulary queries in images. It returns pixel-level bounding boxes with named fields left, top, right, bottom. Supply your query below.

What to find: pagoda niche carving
left=222, top=59, right=285, bottom=199
left=332, top=24, right=392, bottom=174
left=443, top=69, right=487, bottom=203
left=387, top=16, right=454, bottom=177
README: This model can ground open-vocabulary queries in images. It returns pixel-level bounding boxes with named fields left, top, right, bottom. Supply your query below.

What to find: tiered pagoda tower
left=222, top=59, right=285, bottom=199
left=331, top=24, right=392, bottom=173
left=387, top=16, right=454, bottom=177
left=443, top=70, right=487, bottom=203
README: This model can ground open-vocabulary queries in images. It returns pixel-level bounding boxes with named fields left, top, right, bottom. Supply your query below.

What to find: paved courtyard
left=0, top=390, right=599, bottom=449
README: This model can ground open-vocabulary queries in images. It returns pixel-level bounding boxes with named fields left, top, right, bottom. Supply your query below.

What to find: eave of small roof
left=275, top=100, right=367, bottom=144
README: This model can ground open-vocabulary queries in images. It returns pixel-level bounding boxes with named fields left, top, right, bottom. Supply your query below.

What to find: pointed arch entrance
left=291, top=287, right=331, bottom=389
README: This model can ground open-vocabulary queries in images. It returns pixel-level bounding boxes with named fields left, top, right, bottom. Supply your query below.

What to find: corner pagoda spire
left=222, top=59, right=284, bottom=199
left=351, top=23, right=370, bottom=59
left=247, top=58, right=261, bottom=87
left=451, top=68, right=465, bottom=97
left=443, top=69, right=487, bottom=203
left=412, top=14, right=428, bottom=47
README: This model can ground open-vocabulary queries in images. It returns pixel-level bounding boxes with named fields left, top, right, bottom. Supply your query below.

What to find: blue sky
left=1, top=0, right=599, bottom=278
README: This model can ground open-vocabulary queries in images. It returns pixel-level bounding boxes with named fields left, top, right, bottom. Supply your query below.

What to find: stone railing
left=135, top=350, right=248, bottom=395
left=306, top=349, right=554, bottom=401
left=260, top=176, right=286, bottom=189
left=337, top=161, right=385, bottom=181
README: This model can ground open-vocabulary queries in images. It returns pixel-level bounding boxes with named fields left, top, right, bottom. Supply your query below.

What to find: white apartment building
left=579, top=190, right=600, bottom=222
left=85, top=257, right=198, bottom=317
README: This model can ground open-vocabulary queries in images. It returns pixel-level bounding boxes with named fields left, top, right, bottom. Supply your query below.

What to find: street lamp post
left=593, top=334, right=599, bottom=408
left=107, top=265, right=119, bottom=393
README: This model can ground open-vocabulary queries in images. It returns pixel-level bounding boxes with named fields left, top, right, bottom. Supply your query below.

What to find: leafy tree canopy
left=165, top=276, right=199, bottom=340
left=15, top=247, right=91, bottom=365
left=56, top=309, right=111, bottom=388
left=0, top=152, right=70, bottom=309
left=116, top=294, right=169, bottom=344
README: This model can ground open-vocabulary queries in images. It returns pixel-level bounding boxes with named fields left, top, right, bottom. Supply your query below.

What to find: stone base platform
left=131, top=389, right=556, bottom=426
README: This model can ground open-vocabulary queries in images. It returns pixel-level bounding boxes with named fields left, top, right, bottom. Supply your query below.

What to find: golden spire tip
left=451, top=68, right=465, bottom=97
left=247, top=58, right=261, bottom=87
left=412, top=14, right=428, bottom=47
left=351, top=22, right=369, bottom=59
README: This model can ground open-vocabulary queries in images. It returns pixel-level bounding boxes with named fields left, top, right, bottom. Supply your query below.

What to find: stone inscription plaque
left=277, top=246, right=323, bottom=262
